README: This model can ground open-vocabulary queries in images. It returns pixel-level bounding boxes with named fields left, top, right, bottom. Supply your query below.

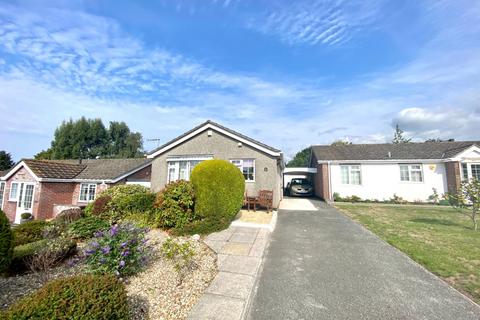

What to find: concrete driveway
left=247, top=198, right=480, bottom=320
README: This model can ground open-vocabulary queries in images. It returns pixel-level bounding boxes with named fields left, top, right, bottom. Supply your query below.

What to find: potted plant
left=20, top=212, right=33, bottom=223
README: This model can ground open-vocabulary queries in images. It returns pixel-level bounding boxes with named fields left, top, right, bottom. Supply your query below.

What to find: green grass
left=335, top=202, right=480, bottom=304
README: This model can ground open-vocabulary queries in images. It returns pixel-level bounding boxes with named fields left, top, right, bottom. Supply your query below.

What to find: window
left=340, top=165, right=361, bottom=185
left=461, top=163, right=469, bottom=181
left=9, top=182, right=19, bottom=200
left=0, top=182, right=5, bottom=209
left=79, top=183, right=97, bottom=202
left=472, top=164, right=480, bottom=180
left=399, top=164, right=423, bottom=182
left=230, top=159, right=255, bottom=181
left=167, top=158, right=206, bottom=183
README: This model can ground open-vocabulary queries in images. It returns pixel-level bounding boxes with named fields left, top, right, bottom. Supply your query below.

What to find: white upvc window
left=9, top=182, right=19, bottom=201
left=340, top=165, right=361, bottom=185
left=230, top=159, right=255, bottom=182
left=399, top=164, right=423, bottom=182
left=0, top=182, right=5, bottom=209
left=79, top=183, right=97, bottom=202
left=167, top=156, right=212, bottom=183
left=462, top=163, right=480, bottom=181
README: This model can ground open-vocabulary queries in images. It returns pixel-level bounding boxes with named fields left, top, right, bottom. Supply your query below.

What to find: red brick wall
left=445, top=161, right=461, bottom=194
left=2, top=167, right=40, bottom=222
left=37, top=182, right=76, bottom=219
left=314, top=163, right=331, bottom=201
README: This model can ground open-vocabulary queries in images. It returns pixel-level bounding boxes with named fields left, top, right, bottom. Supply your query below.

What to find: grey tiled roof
left=311, top=141, right=480, bottom=161
left=147, top=120, right=281, bottom=156
left=14, top=158, right=151, bottom=180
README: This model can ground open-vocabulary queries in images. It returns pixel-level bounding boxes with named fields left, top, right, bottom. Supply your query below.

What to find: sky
left=0, top=0, right=479, bottom=161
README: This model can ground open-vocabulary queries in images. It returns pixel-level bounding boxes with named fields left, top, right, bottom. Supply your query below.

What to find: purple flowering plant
left=83, top=223, right=151, bottom=276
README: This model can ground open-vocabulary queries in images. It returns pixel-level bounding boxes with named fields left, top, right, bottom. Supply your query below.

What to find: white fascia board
left=3, top=161, right=41, bottom=181
left=447, top=145, right=480, bottom=161
left=147, top=123, right=281, bottom=159
left=317, top=159, right=445, bottom=164
left=284, top=167, right=317, bottom=173
left=38, top=178, right=113, bottom=183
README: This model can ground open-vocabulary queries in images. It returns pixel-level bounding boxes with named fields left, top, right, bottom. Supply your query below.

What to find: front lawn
left=335, top=202, right=480, bottom=304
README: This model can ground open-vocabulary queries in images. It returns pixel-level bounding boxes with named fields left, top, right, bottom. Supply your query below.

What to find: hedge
left=188, top=159, right=245, bottom=234
left=67, top=216, right=110, bottom=240
left=12, top=220, right=50, bottom=247
left=0, top=209, right=13, bottom=273
left=2, top=274, right=129, bottom=319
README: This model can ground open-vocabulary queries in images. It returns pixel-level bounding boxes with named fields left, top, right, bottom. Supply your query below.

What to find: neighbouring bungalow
left=147, top=120, right=284, bottom=207
left=310, top=141, right=480, bottom=202
left=0, top=159, right=151, bottom=223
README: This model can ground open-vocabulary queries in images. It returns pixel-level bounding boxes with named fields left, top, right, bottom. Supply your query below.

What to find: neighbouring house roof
left=311, top=141, right=480, bottom=162
left=147, top=120, right=282, bottom=158
left=2, top=158, right=151, bottom=182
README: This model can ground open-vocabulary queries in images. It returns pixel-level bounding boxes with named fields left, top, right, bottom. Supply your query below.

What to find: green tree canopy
left=0, top=151, right=15, bottom=171
left=392, top=124, right=412, bottom=144
left=286, top=147, right=311, bottom=167
left=331, top=140, right=352, bottom=146
left=35, top=118, right=143, bottom=159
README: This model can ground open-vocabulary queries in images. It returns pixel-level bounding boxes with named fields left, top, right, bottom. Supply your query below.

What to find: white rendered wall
left=330, top=162, right=447, bottom=202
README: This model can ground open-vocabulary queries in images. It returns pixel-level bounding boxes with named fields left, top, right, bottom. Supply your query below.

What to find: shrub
left=388, top=194, right=407, bottom=204
left=26, top=237, right=77, bottom=278
left=0, top=209, right=13, bottom=273
left=20, top=212, right=32, bottom=220
left=347, top=195, right=362, bottom=203
left=154, top=180, right=196, bottom=229
left=67, top=217, right=110, bottom=240
left=161, top=237, right=196, bottom=284
left=55, top=207, right=83, bottom=224
left=12, top=220, right=50, bottom=247
left=86, top=185, right=155, bottom=222
left=188, top=159, right=245, bottom=234
left=11, top=238, right=76, bottom=271
left=3, top=274, right=129, bottom=319
left=333, top=192, right=342, bottom=202
left=84, top=223, right=150, bottom=277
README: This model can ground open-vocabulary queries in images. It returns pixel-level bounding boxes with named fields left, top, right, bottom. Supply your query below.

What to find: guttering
left=39, top=178, right=114, bottom=183
left=317, top=159, right=446, bottom=164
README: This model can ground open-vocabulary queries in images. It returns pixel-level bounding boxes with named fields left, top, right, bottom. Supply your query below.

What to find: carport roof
left=311, top=141, right=480, bottom=161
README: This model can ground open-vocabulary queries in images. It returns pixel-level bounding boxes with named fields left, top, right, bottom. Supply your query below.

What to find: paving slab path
left=247, top=198, right=480, bottom=320
left=188, top=225, right=271, bottom=320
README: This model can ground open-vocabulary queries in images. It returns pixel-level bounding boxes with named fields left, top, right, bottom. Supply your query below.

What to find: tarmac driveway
left=247, top=198, right=480, bottom=320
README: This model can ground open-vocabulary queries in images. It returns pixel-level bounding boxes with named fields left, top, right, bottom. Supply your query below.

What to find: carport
left=283, top=167, right=317, bottom=194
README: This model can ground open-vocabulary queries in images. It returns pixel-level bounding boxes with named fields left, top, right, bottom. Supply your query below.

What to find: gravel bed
left=126, top=230, right=218, bottom=320
left=0, top=262, right=84, bottom=309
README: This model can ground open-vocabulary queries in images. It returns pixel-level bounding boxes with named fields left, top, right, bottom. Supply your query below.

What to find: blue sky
left=1, top=0, right=479, bottom=161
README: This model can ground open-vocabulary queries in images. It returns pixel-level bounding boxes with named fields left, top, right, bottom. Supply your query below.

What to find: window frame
left=0, top=182, right=5, bottom=210
left=230, top=159, right=256, bottom=182
left=78, top=183, right=97, bottom=202
left=340, top=164, right=362, bottom=185
left=166, top=157, right=209, bottom=183
left=399, top=164, right=424, bottom=183
left=471, top=164, right=480, bottom=181
left=9, top=181, right=19, bottom=201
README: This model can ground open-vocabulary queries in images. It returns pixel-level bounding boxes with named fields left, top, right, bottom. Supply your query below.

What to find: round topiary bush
left=3, top=274, right=129, bottom=319
left=0, top=209, right=13, bottom=273
left=154, top=180, right=196, bottom=229
left=188, top=159, right=245, bottom=234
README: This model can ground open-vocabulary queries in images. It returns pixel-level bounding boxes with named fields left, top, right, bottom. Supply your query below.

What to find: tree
left=446, top=179, right=480, bottom=230
left=34, top=118, right=143, bottom=159
left=286, top=147, right=311, bottom=167
left=0, top=151, right=15, bottom=171
left=331, top=140, right=352, bottom=146
left=392, top=124, right=411, bottom=144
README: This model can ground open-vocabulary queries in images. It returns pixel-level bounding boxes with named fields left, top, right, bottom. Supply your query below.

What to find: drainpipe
left=328, top=161, right=333, bottom=203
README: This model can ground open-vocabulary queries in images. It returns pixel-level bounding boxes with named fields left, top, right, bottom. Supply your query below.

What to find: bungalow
left=147, top=120, right=284, bottom=207
left=0, top=159, right=151, bottom=223
left=310, top=141, right=480, bottom=202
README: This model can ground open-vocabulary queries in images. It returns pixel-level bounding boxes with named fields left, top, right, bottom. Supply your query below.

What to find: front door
left=15, top=182, right=35, bottom=224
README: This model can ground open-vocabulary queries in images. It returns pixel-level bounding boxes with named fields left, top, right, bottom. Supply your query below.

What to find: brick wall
left=37, top=182, right=76, bottom=219
left=445, top=161, right=461, bottom=194
left=314, top=163, right=331, bottom=201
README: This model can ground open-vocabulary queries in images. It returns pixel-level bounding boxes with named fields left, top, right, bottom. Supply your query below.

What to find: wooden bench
left=243, top=190, right=274, bottom=212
